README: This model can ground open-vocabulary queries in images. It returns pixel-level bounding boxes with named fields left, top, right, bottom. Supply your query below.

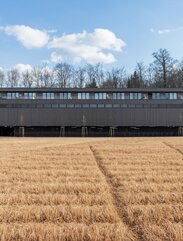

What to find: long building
left=0, top=88, right=183, bottom=137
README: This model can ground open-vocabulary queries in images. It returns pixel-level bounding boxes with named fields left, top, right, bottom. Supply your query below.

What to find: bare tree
left=135, top=62, right=147, bottom=86
left=22, top=70, right=34, bottom=88
left=152, top=48, right=176, bottom=87
left=85, top=64, right=105, bottom=88
left=74, top=67, right=86, bottom=88
left=102, top=67, right=126, bottom=88
left=40, top=67, right=54, bottom=87
left=32, top=67, right=42, bottom=87
left=0, top=69, right=5, bottom=87
left=7, top=69, right=19, bottom=87
left=54, top=63, right=73, bottom=88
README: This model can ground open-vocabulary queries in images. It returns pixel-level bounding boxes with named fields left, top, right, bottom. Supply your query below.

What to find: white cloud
left=0, top=25, right=49, bottom=48
left=150, top=27, right=183, bottom=35
left=51, top=52, right=62, bottom=63
left=48, top=28, right=125, bottom=64
left=14, top=64, right=33, bottom=73
left=158, top=29, right=171, bottom=34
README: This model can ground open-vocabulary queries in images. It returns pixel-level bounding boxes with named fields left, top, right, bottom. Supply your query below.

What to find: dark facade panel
left=0, top=108, right=183, bottom=127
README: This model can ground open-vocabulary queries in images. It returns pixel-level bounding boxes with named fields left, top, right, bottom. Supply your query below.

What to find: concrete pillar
left=178, top=127, right=183, bottom=136
left=109, top=127, right=115, bottom=137
left=60, top=126, right=65, bottom=137
left=81, top=127, right=88, bottom=137
left=19, top=127, right=25, bottom=137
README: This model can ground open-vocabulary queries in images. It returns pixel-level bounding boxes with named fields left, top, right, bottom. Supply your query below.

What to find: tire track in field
left=163, top=141, right=183, bottom=155
left=89, top=145, right=140, bottom=241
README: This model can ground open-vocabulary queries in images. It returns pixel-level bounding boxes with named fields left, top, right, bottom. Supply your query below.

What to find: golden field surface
left=0, top=137, right=183, bottom=241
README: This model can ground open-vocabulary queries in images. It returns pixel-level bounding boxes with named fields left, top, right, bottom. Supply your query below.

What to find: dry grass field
left=0, top=137, right=183, bottom=241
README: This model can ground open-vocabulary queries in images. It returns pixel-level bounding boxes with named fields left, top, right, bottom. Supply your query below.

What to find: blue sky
left=0, top=0, right=183, bottom=72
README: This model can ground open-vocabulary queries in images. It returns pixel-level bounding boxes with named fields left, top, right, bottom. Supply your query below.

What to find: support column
left=109, top=127, right=115, bottom=137
left=60, top=126, right=65, bottom=137
left=81, top=127, right=88, bottom=137
left=19, top=127, right=25, bottom=137
left=178, top=127, right=183, bottom=136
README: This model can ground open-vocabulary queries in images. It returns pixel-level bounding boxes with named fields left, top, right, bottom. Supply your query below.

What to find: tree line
left=0, top=48, right=183, bottom=88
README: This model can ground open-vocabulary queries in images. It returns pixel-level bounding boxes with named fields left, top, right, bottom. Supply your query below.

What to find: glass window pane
left=78, top=93, right=82, bottom=99
left=86, top=93, right=89, bottom=99
left=113, top=93, right=117, bottom=99
left=52, top=104, right=59, bottom=108
left=105, top=104, right=112, bottom=108
left=67, top=104, right=74, bottom=108
left=106, top=93, right=112, bottom=99
left=43, top=93, right=47, bottom=99
left=68, top=93, right=71, bottom=99
left=89, top=93, right=95, bottom=99
left=83, top=104, right=89, bottom=108
left=59, top=104, right=66, bottom=108
left=7, top=93, right=12, bottom=99
left=103, top=93, right=106, bottom=99
left=90, top=104, right=97, bottom=108
left=121, top=104, right=127, bottom=108
left=75, top=104, right=82, bottom=108
left=98, top=104, right=104, bottom=108
left=113, top=104, right=120, bottom=108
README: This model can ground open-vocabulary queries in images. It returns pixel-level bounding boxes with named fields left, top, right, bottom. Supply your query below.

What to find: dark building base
left=0, top=126, right=181, bottom=137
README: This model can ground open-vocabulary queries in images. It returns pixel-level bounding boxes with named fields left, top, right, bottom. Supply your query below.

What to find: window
left=37, top=104, right=43, bottom=108
left=44, top=104, right=51, bottom=108
left=59, top=104, right=66, bottom=108
left=54, top=93, right=60, bottom=99
left=129, top=104, right=135, bottom=108
left=98, top=104, right=105, bottom=108
left=83, top=104, right=89, bottom=108
left=152, top=92, right=169, bottom=100
left=67, top=104, right=74, bottom=108
left=7, top=92, right=19, bottom=99
left=105, top=104, right=112, bottom=108
left=35, top=93, right=42, bottom=99
left=169, top=93, right=177, bottom=100
left=71, top=92, right=78, bottom=99
left=75, top=104, right=82, bottom=108
left=24, top=92, right=36, bottom=99
left=60, top=93, right=66, bottom=99
left=1, top=93, right=7, bottom=99
left=130, top=93, right=142, bottom=99
left=43, top=92, right=54, bottom=99
left=89, top=93, right=95, bottom=99
left=124, top=93, right=130, bottom=99
left=160, top=93, right=169, bottom=99
left=78, top=92, right=89, bottom=99
left=151, top=104, right=158, bottom=108
left=95, top=93, right=106, bottom=99
left=7, top=93, right=12, bottom=99
left=142, top=93, right=148, bottom=100
left=135, top=104, right=143, bottom=108
left=177, top=93, right=183, bottom=100
left=52, top=104, right=59, bottom=108
left=113, top=92, right=125, bottom=99
left=121, top=104, right=127, bottom=108
left=106, top=93, right=113, bottom=99
left=90, top=104, right=97, bottom=108
left=113, top=104, right=120, bottom=108
left=152, top=93, right=160, bottom=99
left=143, top=104, right=150, bottom=108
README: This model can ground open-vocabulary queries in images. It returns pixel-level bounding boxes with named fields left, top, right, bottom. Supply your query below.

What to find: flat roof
left=0, top=87, right=183, bottom=92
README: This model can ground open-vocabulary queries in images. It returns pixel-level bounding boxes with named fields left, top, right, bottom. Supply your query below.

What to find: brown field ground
left=0, top=137, right=183, bottom=241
